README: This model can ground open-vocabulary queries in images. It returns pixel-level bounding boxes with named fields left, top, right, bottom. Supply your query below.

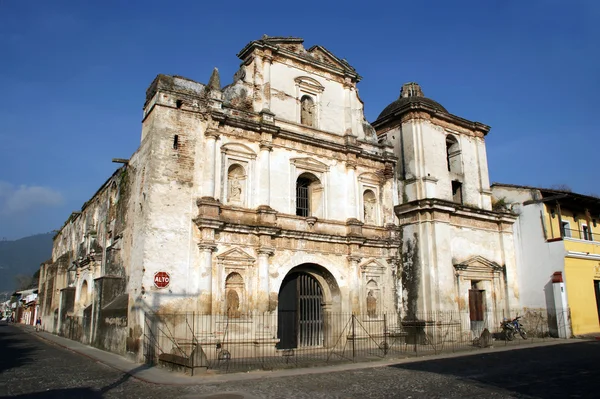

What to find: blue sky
left=0, top=0, right=598, bottom=240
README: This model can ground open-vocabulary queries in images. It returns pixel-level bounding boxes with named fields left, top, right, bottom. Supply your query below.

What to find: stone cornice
left=395, top=198, right=517, bottom=225
left=202, top=205, right=396, bottom=248
left=373, top=107, right=490, bottom=138
left=214, top=111, right=394, bottom=164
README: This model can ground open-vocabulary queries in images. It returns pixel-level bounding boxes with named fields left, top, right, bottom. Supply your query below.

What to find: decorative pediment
left=291, top=157, right=329, bottom=173
left=221, top=143, right=257, bottom=159
left=294, top=76, right=324, bottom=93
left=306, top=45, right=357, bottom=75
left=217, top=247, right=256, bottom=265
left=358, top=172, right=382, bottom=185
left=454, top=256, right=504, bottom=273
left=359, top=259, right=386, bottom=273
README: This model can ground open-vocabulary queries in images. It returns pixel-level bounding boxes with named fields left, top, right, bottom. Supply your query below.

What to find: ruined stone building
left=38, top=36, right=518, bottom=359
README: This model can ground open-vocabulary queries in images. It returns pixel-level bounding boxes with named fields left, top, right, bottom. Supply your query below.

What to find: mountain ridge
left=0, top=233, right=54, bottom=293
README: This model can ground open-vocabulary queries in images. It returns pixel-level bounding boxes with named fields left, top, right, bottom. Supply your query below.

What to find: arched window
left=225, top=272, right=245, bottom=318
left=300, top=95, right=315, bottom=127
left=446, top=135, right=462, bottom=174
left=363, top=190, right=377, bottom=224
left=227, top=164, right=246, bottom=205
left=296, top=173, right=322, bottom=217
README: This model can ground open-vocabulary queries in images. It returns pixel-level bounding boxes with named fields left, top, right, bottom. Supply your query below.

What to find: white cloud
left=0, top=181, right=64, bottom=214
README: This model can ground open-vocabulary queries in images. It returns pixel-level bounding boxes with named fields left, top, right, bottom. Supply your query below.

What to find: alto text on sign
left=154, top=271, right=170, bottom=289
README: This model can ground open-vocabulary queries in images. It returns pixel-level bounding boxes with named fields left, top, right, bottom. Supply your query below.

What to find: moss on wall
left=401, top=232, right=420, bottom=320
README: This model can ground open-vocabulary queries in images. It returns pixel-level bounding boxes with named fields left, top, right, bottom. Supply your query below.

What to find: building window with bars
left=296, top=173, right=322, bottom=217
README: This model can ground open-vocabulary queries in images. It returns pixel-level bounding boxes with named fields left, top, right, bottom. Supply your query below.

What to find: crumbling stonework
left=39, top=36, right=518, bottom=360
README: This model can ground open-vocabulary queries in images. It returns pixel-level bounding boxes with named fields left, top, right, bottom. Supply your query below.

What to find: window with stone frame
left=295, top=76, right=323, bottom=128
left=452, top=180, right=463, bottom=204
left=446, top=134, right=463, bottom=174
left=296, top=173, right=323, bottom=217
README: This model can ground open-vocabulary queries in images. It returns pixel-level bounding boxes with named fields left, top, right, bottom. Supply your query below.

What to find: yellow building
left=492, top=184, right=600, bottom=337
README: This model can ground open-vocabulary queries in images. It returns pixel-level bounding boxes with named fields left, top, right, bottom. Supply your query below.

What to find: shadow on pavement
left=0, top=322, right=151, bottom=398
left=0, top=388, right=103, bottom=399
left=0, top=365, right=150, bottom=399
left=391, top=340, right=600, bottom=399
left=0, top=322, right=37, bottom=374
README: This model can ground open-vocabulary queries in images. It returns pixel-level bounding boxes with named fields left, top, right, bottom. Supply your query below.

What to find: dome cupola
left=376, top=82, right=447, bottom=121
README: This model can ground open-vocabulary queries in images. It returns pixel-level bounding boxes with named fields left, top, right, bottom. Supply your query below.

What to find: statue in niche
left=364, top=198, right=376, bottom=224
left=226, top=290, right=240, bottom=318
left=300, top=96, right=314, bottom=127
left=367, top=290, right=377, bottom=318
left=229, top=176, right=242, bottom=202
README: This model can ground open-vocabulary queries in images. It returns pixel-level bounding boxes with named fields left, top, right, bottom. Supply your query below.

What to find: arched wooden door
left=277, top=272, right=323, bottom=349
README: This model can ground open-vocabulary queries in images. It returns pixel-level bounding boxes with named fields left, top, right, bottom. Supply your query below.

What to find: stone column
left=197, top=243, right=217, bottom=314
left=252, top=55, right=264, bottom=112
left=347, top=159, right=358, bottom=219
left=257, top=247, right=274, bottom=313
left=263, top=54, right=273, bottom=111
left=203, top=129, right=220, bottom=198
left=343, top=77, right=353, bottom=135
left=258, top=138, right=272, bottom=207
left=348, top=255, right=361, bottom=314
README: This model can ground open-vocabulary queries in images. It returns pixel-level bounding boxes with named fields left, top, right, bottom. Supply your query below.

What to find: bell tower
left=371, top=83, right=516, bottom=321
left=373, top=82, right=492, bottom=209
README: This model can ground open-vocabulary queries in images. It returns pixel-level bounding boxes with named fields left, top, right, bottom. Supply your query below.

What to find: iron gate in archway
left=277, top=272, right=323, bottom=349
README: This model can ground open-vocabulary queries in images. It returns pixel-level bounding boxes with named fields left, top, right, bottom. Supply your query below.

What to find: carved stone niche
left=360, top=259, right=386, bottom=284
left=216, top=248, right=256, bottom=316
left=360, top=259, right=386, bottom=317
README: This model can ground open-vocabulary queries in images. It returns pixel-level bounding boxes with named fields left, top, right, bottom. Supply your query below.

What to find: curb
left=19, top=325, right=168, bottom=386
left=12, top=323, right=598, bottom=386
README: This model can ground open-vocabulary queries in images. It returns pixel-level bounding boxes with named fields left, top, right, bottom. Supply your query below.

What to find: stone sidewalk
left=14, top=323, right=588, bottom=386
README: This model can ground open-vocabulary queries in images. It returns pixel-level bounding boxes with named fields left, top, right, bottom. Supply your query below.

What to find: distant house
left=13, top=288, right=38, bottom=325
left=492, top=184, right=600, bottom=337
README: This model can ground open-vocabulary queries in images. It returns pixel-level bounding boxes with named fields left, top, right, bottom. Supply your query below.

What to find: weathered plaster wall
left=268, top=62, right=367, bottom=138
left=133, top=92, right=208, bottom=315
left=40, top=164, right=131, bottom=348
left=398, top=216, right=518, bottom=321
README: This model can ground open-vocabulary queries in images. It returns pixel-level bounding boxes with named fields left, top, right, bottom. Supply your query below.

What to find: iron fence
left=143, top=308, right=569, bottom=374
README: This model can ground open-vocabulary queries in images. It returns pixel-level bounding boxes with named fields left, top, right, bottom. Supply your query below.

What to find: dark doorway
left=594, top=280, right=600, bottom=324
left=277, top=272, right=323, bottom=349
left=469, top=288, right=485, bottom=331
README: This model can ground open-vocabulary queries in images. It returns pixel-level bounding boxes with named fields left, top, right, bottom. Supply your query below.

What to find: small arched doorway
left=277, top=268, right=326, bottom=349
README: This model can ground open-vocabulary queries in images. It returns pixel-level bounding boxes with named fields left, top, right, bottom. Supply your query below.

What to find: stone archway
left=276, top=263, right=340, bottom=349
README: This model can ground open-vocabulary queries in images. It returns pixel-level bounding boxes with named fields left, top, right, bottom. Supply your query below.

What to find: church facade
left=38, top=36, right=519, bottom=359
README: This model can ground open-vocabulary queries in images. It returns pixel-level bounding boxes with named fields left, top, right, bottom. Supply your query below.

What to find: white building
left=39, top=36, right=518, bottom=359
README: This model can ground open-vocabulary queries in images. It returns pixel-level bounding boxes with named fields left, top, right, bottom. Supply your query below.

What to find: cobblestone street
left=1, top=322, right=598, bottom=398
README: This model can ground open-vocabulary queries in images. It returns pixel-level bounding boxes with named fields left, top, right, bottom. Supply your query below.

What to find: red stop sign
left=154, top=271, right=170, bottom=289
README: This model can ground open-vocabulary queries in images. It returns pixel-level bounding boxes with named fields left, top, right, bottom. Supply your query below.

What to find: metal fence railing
left=142, top=308, right=569, bottom=374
